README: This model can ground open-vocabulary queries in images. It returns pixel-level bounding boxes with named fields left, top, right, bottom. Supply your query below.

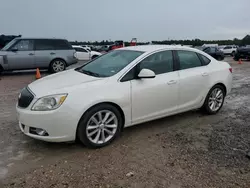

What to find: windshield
left=1, top=38, right=18, bottom=51
left=76, top=50, right=144, bottom=77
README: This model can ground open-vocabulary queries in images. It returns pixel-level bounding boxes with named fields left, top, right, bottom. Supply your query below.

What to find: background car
left=234, top=46, right=250, bottom=61
left=17, top=45, right=232, bottom=148
left=220, top=45, right=237, bottom=56
left=72, top=45, right=101, bottom=61
left=81, top=45, right=91, bottom=51
left=0, top=38, right=77, bottom=73
left=203, top=46, right=225, bottom=61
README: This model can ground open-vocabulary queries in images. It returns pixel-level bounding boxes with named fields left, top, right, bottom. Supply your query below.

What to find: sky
left=0, top=0, right=250, bottom=42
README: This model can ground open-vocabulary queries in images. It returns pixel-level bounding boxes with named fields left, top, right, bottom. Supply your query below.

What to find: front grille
left=18, top=87, right=34, bottom=108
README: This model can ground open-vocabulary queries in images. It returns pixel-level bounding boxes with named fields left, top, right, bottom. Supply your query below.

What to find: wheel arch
left=210, top=82, right=227, bottom=95
left=75, top=101, right=125, bottom=140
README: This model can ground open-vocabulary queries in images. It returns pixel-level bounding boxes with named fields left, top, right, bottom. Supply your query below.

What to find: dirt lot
left=0, top=57, right=250, bottom=188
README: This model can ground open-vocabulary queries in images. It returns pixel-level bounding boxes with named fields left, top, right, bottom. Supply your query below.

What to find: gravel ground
left=0, top=57, right=250, bottom=188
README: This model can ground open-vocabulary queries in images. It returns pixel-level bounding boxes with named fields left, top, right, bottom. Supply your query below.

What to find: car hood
left=28, top=69, right=102, bottom=97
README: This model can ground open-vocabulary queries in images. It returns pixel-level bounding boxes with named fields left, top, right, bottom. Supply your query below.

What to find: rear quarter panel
left=207, top=60, right=232, bottom=95
left=56, top=50, right=76, bottom=66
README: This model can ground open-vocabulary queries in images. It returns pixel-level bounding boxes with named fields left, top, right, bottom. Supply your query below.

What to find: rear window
left=53, top=39, right=72, bottom=50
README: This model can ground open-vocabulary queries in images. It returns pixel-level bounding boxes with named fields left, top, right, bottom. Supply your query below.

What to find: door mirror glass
left=138, top=69, right=155, bottom=79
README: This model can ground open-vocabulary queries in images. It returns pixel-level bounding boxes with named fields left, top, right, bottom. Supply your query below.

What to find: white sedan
left=72, top=45, right=101, bottom=61
left=16, top=45, right=232, bottom=148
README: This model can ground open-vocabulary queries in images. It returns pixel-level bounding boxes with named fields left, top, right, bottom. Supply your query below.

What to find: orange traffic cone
left=35, top=68, right=41, bottom=79
left=238, top=59, right=242, bottom=65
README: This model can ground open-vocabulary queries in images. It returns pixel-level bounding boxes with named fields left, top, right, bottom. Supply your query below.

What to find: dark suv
left=234, top=46, right=250, bottom=61
left=0, top=38, right=77, bottom=73
left=203, top=47, right=225, bottom=61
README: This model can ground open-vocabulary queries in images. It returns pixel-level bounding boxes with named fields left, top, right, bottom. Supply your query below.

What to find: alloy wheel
left=86, top=110, right=118, bottom=144
left=52, top=61, right=65, bottom=72
left=208, top=88, right=224, bottom=112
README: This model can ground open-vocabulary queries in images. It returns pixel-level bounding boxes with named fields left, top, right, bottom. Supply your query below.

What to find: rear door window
left=198, top=54, right=211, bottom=65
left=177, top=50, right=202, bottom=70
left=35, top=39, right=54, bottom=50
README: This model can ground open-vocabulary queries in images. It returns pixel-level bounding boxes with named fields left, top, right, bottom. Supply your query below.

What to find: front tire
left=77, top=104, right=123, bottom=148
left=50, top=59, right=66, bottom=73
left=202, top=85, right=225, bottom=115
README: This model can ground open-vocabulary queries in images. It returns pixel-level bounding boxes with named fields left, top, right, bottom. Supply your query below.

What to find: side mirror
left=137, top=68, right=155, bottom=79
left=11, top=48, right=18, bottom=52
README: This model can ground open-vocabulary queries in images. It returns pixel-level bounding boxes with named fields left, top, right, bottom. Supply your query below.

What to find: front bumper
left=16, top=105, right=79, bottom=142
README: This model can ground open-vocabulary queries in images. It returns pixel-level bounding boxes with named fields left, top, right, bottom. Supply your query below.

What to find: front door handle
left=202, top=72, right=209, bottom=76
left=28, top=53, right=34, bottom=56
left=167, top=80, right=177, bottom=85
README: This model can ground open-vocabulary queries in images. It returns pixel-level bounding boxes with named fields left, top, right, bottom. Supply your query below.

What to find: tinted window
left=199, top=54, right=211, bottom=65
left=210, top=47, right=217, bottom=53
left=35, top=39, right=54, bottom=50
left=203, top=47, right=211, bottom=53
left=224, top=46, right=232, bottom=49
left=35, top=39, right=72, bottom=50
left=139, top=51, right=173, bottom=75
left=11, top=39, right=34, bottom=51
left=76, top=50, right=143, bottom=77
left=53, top=40, right=72, bottom=50
left=177, top=50, right=202, bottom=70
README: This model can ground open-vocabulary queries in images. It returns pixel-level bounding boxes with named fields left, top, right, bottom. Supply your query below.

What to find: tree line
left=71, top=35, right=250, bottom=47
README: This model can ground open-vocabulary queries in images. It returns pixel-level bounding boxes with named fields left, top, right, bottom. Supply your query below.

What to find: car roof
left=14, top=37, right=67, bottom=40
left=117, top=45, right=197, bottom=53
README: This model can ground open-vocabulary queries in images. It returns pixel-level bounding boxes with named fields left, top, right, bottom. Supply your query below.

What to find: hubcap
left=52, top=61, right=65, bottom=72
left=208, top=88, right=224, bottom=112
left=86, top=110, right=118, bottom=144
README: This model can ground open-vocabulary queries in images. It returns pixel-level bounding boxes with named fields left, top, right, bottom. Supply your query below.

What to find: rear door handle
left=202, top=72, right=209, bottom=76
left=167, top=80, right=177, bottom=85
left=50, top=52, right=56, bottom=55
left=29, top=53, right=34, bottom=56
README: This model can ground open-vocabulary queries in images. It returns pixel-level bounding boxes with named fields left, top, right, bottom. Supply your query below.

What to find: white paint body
left=16, top=45, right=233, bottom=142
left=72, top=45, right=101, bottom=61
left=220, top=46, right=237, bottom=55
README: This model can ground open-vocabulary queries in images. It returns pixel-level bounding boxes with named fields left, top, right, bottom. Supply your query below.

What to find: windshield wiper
left=77, top=69, right=102, bottom=77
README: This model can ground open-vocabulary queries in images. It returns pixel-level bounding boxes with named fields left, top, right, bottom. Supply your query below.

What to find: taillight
left=229, top=68, right=232, bottom=73
left=73, top=52, right=77, bottom=58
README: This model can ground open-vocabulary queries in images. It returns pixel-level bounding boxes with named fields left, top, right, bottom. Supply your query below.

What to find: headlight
left=31, top=94, right=67, bottom=111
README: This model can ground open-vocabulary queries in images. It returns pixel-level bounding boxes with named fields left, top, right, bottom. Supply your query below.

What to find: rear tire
left=49, top=59, right=66, bottom=73
left=201, top=85, right=225, bottom=115
left=77, top=104, right=123, bottom=148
